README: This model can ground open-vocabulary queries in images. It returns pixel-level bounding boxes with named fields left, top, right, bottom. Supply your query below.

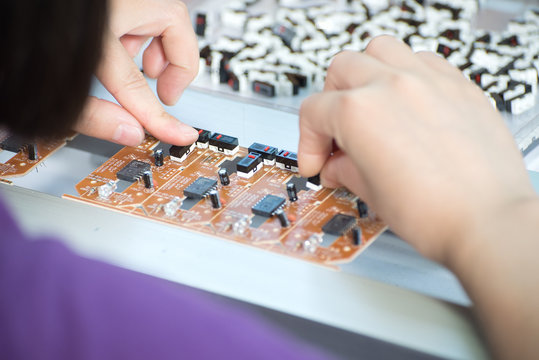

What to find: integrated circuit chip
left=183, top=177, right=217, bottom=199
left=116, top=160, right=151, bottom=182
left=252, top=194, right=286, bottom=217
left=0, top=135, right=29, bottom=153
left=322, top=214, right=357, bottom=236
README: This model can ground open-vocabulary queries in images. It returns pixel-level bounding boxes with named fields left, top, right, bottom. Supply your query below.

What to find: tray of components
left=188, top=0, right=539, bottom=151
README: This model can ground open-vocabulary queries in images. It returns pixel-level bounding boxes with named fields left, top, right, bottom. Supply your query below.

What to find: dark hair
left=0, top=0, right=108, bottom=139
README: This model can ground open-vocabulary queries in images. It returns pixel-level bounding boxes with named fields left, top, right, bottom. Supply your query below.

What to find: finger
left=324, top=50, right=388, bottom=91
left=156, top=3, right=199, bottom=105
left=142, top=37, right=168, bottom=79
left=365, top=35, right=421, bottom=69
left=97, top=32, right=198, bottom=146
left=320, top=151, right=369, bottom=202
left=120, top=35, right=150, bottom=58
left=75, top=97, right=145, bottom=146
left=298, top=91, right=342, bottom=177
left=415, top=51, right=462, bottom=76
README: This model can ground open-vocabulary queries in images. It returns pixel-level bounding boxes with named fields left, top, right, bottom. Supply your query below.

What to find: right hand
left=298, top=36, right=536, bottom=264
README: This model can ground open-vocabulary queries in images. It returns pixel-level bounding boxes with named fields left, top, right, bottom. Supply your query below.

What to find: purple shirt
left=0, top=194, right=331, bottom=359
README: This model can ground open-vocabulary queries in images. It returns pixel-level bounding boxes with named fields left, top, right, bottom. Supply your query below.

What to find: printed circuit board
left=65, top=133, right=387, bottom=268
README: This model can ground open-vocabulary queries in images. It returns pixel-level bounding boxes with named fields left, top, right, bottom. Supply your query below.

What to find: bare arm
left=298, top=35, right=539, bottom=359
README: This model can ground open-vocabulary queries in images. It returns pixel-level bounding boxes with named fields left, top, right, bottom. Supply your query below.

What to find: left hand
left=75, top=0, right=199, bottom=146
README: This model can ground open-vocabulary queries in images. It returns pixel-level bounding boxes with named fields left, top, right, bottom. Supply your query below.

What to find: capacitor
left=28, top=143, right=38, bottom=161
left=357, top=199, right=368, bottom=218
left=275, top=209, right=290, bottom=228
left=209, top=189, right=221, bottom=209
left=154, top=149, right=164, bottom=167
left=218, top=168, right=230, bottom=186
left=287, top=183, right=298, bottom=202
left=142, top=171, right=154, bottom=189
left=352, top=227, right=362, bottom=246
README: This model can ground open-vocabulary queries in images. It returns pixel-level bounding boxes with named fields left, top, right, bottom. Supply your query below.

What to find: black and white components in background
left=27, top=143, right=38, bottom=161
left=184, top=177, right=218, bottom=199
left=276, top=150, right=298, bottom=172
left=236, top=152, right=263, bottom=179
left=286, top=183, right=298, bottom=202
left=170, top=143, right=196, bottom=163
left=208, top=189, right=222, bottom=209
left=252, top=194, right=286, bottom=217
left=248, top=142, right=278, bottom=166
left=116, top=160, right=151, bottom=182
left=142, top=171, right=154, bottom=189
left=275, top=208, right=290, bottom=228
left=154, top=149, right=164, bottom=167
left=357, top=199, right=369, bottom=218
left=195, top=128, right=212, bottom=148
left=209, top=133, right=239, bottom=155
left=306, top=174, right=322, bottom=191
left=218, top=168, right=230, bottom=186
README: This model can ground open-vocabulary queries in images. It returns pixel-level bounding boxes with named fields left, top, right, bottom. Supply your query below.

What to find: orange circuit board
left=64, top=133, right=387, bottom=268
left=0, top=130, right=77, bottom=184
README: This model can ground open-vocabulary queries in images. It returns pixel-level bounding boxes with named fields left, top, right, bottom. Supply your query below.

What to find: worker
left=1, top=0, right=538, bottom=359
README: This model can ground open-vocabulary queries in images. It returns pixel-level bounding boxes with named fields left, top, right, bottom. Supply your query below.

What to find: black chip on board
left=1, top=135, right=29, bottom=153
left=322, top=214, right=357, bottom=236
left=184, top=177, right=217, bottom=199
left=116, top=160, right=151, bottom=182
left=252, top=195, right=286, bottom=217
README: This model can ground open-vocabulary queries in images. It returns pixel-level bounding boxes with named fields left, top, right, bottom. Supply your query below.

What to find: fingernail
left=176, top=122, right=198, bottom=143
left=113, top=124, right=144, bottom=146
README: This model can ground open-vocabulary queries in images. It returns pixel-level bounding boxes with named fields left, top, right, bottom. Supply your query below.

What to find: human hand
left=75, top=0, right=199, bottom=146
left=298, top=35, right=536, bottom=264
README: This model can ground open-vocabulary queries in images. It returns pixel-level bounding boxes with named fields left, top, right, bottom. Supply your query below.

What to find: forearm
left=448, top=197, right=539, bottom=359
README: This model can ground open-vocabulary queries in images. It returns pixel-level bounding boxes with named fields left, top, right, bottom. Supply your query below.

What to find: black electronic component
left=209, top=189, right=222, bottom=209
left=287, top=183, right=298, bottom=202
left=439, top=29, right=460, bottom=41
left=142, top=171, right=154, bottom=189
left=194, top=128, right=211, bottom=148
left=352, top=227, right=362, bottom=246
left=357, top=199, right=369, bottom=218
left=470, top=69, right=488, bottom=86
left=284, top=72, right=307, bottom=88
left=184, top=177, right=217, bottom=199
left=154, top=149, right=164, bottom=167
left=195, top=13, right=207, bottom=37
left=273, top=23, right=296, bottom=47
left=27, top=143, right=38, bottom=161
left=116, top=160, right=151, bottom=182
left=218, top=168, right=230, bottom=186
left=276, top=150, right=298, bottom=171
left=219, top=52, right=235, bottom=84
left=228, top=74, right=240, bottom=91
left=0, top=135, right=28, bottom=153
left=209, top=133, right=239, bottom=155
left=248, top=143, right=278, bottom=165
left=169, top=143, right=195, bottom=163
left=498, top=35, right=519, bottom=47
left=236, top=152, right=263, bottom=178
left=200, top=45, right=212, bottom=66
left=306, top=174, right=322, bottom=191
left=275, top=209, right=290, bottom=228
left=322, top=213, right=357, bottom=236
left=436, top=44, right=454, bottom=58
left=284, top=74, right=300, bottom=95
left=252, top=194, right=286, bottom=217
left=252, top=81, right=275, bottom=97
